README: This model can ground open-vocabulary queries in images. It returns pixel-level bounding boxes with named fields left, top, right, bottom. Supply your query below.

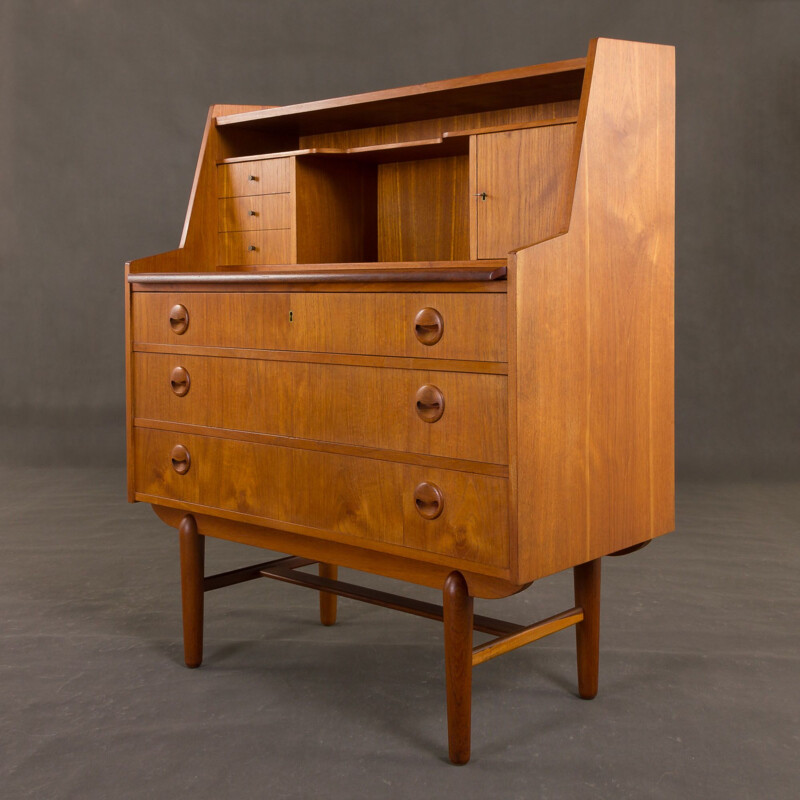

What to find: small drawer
left=218, top=194, right=291, bottom=232
left=133, top=428, right=509, bottom=568
left=132, top=292, right=507, bottom=362
left=133, top=352, right=509, bottom=464
left=217, top=158, right=291, bottom=198
left=218, top=229, right=292, bottom=266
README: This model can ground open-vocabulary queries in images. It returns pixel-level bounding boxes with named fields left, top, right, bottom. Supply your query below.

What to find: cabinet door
left=474, top=124, right=575, bottom=259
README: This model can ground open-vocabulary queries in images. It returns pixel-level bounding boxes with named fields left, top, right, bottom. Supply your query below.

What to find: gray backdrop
left=1, top=0, right=797, bottom=478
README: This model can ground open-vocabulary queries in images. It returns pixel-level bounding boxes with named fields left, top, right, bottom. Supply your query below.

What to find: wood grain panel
left=132, top=291, right=507, bottom=362
left=378, top=156, right=469, bottom=261
left=474, top=123, right=575, bottom=258
left=298, top=100, right=581, bottom=150
left=218, top=194, right=291, bottom=231
left=217, top=158, right=291, bottom=197
left=134, top=428, right=508, bottom=568
left=295, top=158, right=377, bottom=263
left=133, top=352, right=508, bottom=464
left=218, top=230, right=292, bottom=266
left=512, top=38, right=675, bottom=583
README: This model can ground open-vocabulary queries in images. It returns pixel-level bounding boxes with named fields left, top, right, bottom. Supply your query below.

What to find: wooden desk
left=126, top=37, right=674, bottom=764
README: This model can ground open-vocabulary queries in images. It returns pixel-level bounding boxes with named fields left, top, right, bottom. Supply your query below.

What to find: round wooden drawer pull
left=414, top=482, right=444, bottom=520
left=169, top=304, right=189, bottom=335
left=170, top=444, right=191, bottom=475
left=414, top=307, right=444, bottom=346
left=415, top=384, right=444, bottom=423
left=170, top=366, right=191, bottom=397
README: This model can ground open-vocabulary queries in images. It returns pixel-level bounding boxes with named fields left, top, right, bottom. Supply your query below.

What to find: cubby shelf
left=216, top=117, right=579, bottom=167
left=216, top=137, right=467, bottom=166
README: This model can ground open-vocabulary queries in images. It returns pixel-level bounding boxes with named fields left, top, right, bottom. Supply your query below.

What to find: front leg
left=443, top=571, right=473, bottom=765
left=179, top=514, right=205, bottom=668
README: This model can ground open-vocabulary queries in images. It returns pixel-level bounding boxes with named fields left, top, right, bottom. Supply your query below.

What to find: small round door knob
left=413, top=482, right=444, bottom=520
left=170, top=366, right=191, bottom=397
left=170, top=444, right=191, bottom=475
left=414, top=307, right=444, bottom=346
left=169, top=304, right=189, bottom=335
left=415, top=384, right=445, bottom=423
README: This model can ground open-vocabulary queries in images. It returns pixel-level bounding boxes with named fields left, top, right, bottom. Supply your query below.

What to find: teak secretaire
left=125, top=37, right=675, bottom=764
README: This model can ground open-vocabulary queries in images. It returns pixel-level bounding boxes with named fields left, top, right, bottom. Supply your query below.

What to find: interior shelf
left=217, top=118, right=577, bottom=166
left=217, top=137, right=468, bottom=166
left=442, top=116, right=578, bottom=138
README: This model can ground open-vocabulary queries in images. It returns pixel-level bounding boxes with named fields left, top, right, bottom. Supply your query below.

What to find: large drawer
left=217, top=158, right=291, bottom=197
left=134, top=428, right=509, bottom=568
left=132, top=292, right=507, bottom=362
left=134, top=352, right=508, bottom=464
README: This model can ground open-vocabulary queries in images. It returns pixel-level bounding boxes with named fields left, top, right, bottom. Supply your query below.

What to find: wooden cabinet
left=125, top=38, right=675, bottom=764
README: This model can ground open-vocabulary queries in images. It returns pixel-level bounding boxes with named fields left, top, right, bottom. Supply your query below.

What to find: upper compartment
left=131, top=54, right=587, bottom=274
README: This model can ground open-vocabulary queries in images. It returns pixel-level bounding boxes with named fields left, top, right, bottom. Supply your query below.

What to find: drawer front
left=218, top=194, right=292, bottom=232
left=218, top=230, right=292, bottom=266
left=134, top=428, right=509, bottom=568
left=134, top=352, right=508, bottom=464
left=132, top=292, right=507, bottom=362
left=217, top=158, right=291, bottom=198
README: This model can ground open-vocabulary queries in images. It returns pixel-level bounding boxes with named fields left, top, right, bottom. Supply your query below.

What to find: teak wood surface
left=509, top=38, right=675, bottom=583
left=131, top=291, right=508, bottom=362
left=133, top=351, right=508, bottom=464
left=125, top=38, right=675, bottom=764
left=135, top=428, right=510, bottom=568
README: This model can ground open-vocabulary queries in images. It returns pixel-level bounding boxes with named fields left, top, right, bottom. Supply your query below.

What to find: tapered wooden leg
left=443, top=571, right=473, bottom=765
left=574, top=558, right=601, bottom=699
left=318, top=563, right=338, bottom=625
left=179, top=514, right=205, bottom=668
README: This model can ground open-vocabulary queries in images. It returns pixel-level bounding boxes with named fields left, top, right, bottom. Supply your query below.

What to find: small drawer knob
left=414, top=307, right=444, bottom=346
left=169, top=304, right=189, bottom=335
left=170, top=444, right=191, bottom=475
left=247, top=244, right=257, bottom=252
left=415, top=384, right=444, bottom=423
left=170, top=366, right=191, bottom=397
left=413, top=482, right=443, bottom=520
left=248, top=209, right=257, bottom=216
left=248, top=174, right=257, bottom=182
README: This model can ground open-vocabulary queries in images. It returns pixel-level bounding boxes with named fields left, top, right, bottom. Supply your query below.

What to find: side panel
left=125, top=263, right=134, bottom=501
left=514, top=38, right=675, bottom=582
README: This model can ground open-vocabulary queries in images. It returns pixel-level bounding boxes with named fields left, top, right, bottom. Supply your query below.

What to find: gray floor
left=1, top=467, right=798, bottom=799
